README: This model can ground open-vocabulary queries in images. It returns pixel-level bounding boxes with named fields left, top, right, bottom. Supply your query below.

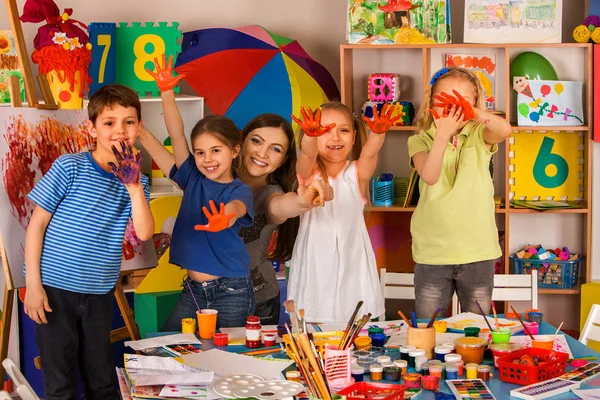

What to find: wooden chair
left=379, top=269, right=415, bottom=321
left=579, top=304, right=600, bottom=346
left=452, top=270, right=538, bottom=315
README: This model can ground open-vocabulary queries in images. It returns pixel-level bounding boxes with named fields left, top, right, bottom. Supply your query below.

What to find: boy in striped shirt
left=24, top=84, right=154, bottom=400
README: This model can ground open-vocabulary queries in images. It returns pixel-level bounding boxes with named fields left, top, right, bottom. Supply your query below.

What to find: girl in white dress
left=288, top=102, right=399, bottom=323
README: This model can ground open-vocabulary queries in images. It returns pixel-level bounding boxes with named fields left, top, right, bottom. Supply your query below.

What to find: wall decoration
left=464, top=0, right=562, bottom=44
left=445, top=54, right=496, bottom=110
left=0, top=30, right=24, bottom=103
left=88, top=23, right=116, bottom=95
left=509, top=131, right=584, bottom=201
left=347, top=0, right=451, bottom=44
left=514, top=78, right=583, bottom=126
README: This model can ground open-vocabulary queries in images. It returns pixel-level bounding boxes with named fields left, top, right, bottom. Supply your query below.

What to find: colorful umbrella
left=174, top=25, right=339, bottom=129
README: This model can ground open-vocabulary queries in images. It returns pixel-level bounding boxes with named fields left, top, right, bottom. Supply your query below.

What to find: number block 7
left=88, top=23, right=117, bottom=96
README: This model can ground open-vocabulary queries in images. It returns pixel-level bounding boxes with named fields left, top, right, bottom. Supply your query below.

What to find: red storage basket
left=336, top=382, right=406, bottom=400
left=496, top=347, right=568, bottom=385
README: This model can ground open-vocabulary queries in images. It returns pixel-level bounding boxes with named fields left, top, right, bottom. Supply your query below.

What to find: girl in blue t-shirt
left=146, top=55, right=255, bottom=329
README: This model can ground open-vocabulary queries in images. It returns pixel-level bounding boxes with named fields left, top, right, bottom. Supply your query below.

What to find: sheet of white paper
left=179, top=349, right=294, bottom=380
left=385, top=332, right=464, bottom=348
left=159, top=384, right=222, bottom=399
left=124, top=354, right=213, bottom=386
left=444, top=312, right=523, bottom=333
left=508, top=334, right=573, bottom=358
left=572, top=388, right=600, bottom=399
left=125, top=333, right=201, bottom=351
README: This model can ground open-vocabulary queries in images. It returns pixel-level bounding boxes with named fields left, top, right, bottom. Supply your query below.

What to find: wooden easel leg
left=112, top=280, right=140, bottom=343
left=0, top=287, right=14, bottom=387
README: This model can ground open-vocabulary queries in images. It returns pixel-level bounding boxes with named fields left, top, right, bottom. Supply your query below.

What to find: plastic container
left=245, top=316, right=262, bottom=348
left=446, top=364, right=459, bottom=380
left=399, top=345, right=415, bottom=361
left=529, top=312, right=544, bottom=324
left=394, top=359, right=407, bottom=376
left=511, top=255, right=582, bottom=289
left=403, top=373, right=421, bottom=389
left=324, top=345, right=353, bottom=391
left=376, top=356, right=392, bottom=365
left=351, top=366, right=364, bottom=382
left=454, top=337, right=487, bottom=364
left=525, top=309, right=540, bottom=322
left=429, top=365, right=443, bottom=379
left=532, top=336, right=555, bottom=350
left=286, top=370, right=301, bottom=382
left=370, top=364, right=384, bottom=381
left=213, top=332, right=229, bottom=346
left=421, top=363, right=430, bottom=376
left=491, top=328, right=512, bottom=344
left=369, top=328, right=387, bottom=347
left=464, top=327, right=481, bottom=337
left=384, top=366, right=401, bottom=381
left=354, top=336, right=372, bottom=350
left=489, top=343, right=523, bottom=368
left=433, top=320, right=447, bottom=333
left=337, top=382, right=406, bottom=400
left=415, top=356, right=428, bottom=372
left=263, top=334, right=276, bottom=347
left=496, top=348, right=569, bottom=385
left=408, top=349, right=426, bottom=368
left=523, top=321, right=539, bottom=335
left=434, top=346, right=452, bottom=361
left=466, top=363, right=478, bottom=379
left=421, top=375, right=440, bottom=391
left=370, top=176, right=395, bottom=207
left=445, top=354, right=462, bottom=364
left=477, top=365, right=491, bottom=381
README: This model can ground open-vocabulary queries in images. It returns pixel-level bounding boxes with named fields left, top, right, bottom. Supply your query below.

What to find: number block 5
left=115, top=22, right=182, bottom=96
left=510, top=131, right=584, bottom=201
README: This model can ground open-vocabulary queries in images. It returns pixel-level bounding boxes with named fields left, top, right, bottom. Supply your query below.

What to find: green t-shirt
left=407, top=122, right=502, bottom=265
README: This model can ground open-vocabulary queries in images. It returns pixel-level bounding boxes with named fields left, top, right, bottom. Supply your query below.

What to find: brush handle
left=397, top=311, right=412, bottom=328
left=511, top=305, right=535, bottom=340
left=491, top=302, right=501, bottom=333
left=475, top=300, right=494, bottom=332
left=299, top=333, right=331, bottom=400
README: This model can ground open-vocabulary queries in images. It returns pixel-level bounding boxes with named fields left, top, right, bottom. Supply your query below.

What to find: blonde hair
left=415, top=67, right=485, bottom=132
left=298, top=102, right=368, bottom=179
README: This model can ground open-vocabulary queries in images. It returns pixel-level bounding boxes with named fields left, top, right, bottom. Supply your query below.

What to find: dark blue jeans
left=35, top=285, right=119, bottom=400
left=162, top=276, right=255, bottom=331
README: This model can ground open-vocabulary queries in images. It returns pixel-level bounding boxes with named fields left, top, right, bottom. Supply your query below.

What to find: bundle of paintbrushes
left=338, top=301, right=371, bottom=351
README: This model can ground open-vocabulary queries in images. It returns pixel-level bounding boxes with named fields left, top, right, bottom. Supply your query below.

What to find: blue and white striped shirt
left=27, top=152, right=150, bottom=294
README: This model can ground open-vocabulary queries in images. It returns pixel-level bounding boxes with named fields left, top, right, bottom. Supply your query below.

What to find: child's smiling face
left=192, top=132, right=239, bottom=183
left=316, top=109, right=355, bottom=165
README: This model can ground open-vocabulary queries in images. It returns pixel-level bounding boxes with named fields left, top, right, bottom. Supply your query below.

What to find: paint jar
left=477, top=365, right=491, bottom=381
left=454, top=337, right=487, bottom=364
left=489, top=343, right=523, bottom=368
left=433, top=320, right=447, bottom=333
left=381, top=362, right=394, bottom=369
left=429, top=365, right=443, bottom=379
left=354, top=336, right=372, bottom=350
left=213, top=332, right=229, bottom=346
left=403, top=373, right=421, bottom=389
left=528, top=312, right=544, bottom=324
left=435, top=345, right=452, bottom=362
left=415, top=356, right=428, bottom=372
left=464, top=327, right=481, bottom=337
left=441, top=342, right=455, bottom=352
left=263, top=334, right=277, bottom=347
left=525, top=308, right=540, bottom=322
left=421, top=363, right=430, bottom=376
left=351, top=366, right=364, bottom=382
left=532, top=336, right=555, bottom=351
left=421, top=375, right=440, bottom=391
left=408, top=349, right=426, bottom=368
left=245, top=316, right=262, bottom=348
left=450, top=361, right=464, bottom=377
left=351, top=357, right=358, bottom=366
left=400, top=345, right=415, bottom=361
left=376, top=355, right=391, bottom=365
left=428, top=360, right=442, bottom=366
left=407, top=324, right=436, bottom=359
left=445, top=353, right=462, bottom=365
left=384, top=366, right=401, bottom=381
left=369, top=364, right=383, bottom=381
left=446, top=364, right=459, bottom=380
left=286, top=370, right=301, bottom=383
left=524, top=321, right=539, bottom=335
left=491, top=328, right=512, bottom=344
left=368, top=327, right=386, bottom=347
left=181, top=318, right=196, bottom=334
left=466, top=363, right=479, bottom=379
left=394, top=359, right=407, bottom=376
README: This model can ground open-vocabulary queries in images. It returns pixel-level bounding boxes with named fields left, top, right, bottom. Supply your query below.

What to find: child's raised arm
left=476, top=109, right=512, bottom=148
left=194, top=200, right=246, bottom=232
left=293, top=107, right=336, bottom=181
left=146, top=55, right=188, bottom=168
left=356, top=104, right=400, bottom=191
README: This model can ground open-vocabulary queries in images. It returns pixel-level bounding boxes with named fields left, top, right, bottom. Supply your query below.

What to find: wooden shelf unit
left=342, top=43, right=593, bottom=294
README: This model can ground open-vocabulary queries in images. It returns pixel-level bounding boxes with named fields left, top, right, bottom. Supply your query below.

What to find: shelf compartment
left=511, top=126, right=589, bottom=132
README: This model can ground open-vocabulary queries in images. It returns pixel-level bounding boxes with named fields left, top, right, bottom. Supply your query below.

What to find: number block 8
left=115, top=22, right=182, bottom=96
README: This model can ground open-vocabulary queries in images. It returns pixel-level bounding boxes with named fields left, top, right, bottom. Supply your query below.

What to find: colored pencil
left=491, top=301, right=501, bottom=333
left=397, top=310, right=412, bottom=328
left=239, top=346, right=283, bottom=356
left=568, top=356, right=598, bottom=361
left=511, top=305, right=535, bottom=340
left=475, top=300, right=494, bottom=332
left=411, top=311, right=418, bottom=328
left=427, top=308, right=441, bottom=328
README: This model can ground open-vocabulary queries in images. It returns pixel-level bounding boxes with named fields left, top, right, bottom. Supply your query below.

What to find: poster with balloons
left=514, top=78, right=584, bottom=126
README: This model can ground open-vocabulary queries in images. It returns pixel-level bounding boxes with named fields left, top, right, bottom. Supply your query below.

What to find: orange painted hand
left=291, top=107, right=336, bottom=137
left=194, top=200, right=236, bottom=232
left=363, top=103, right=400, bottom=134
left=146, top=54, right=186, bottom=92
left=431, top=90, right=478, bottom=120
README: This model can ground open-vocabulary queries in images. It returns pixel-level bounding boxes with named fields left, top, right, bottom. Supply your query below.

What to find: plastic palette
left=211, top=373, right=265, bottom=398
left=232, top=380, right=304, bottom=399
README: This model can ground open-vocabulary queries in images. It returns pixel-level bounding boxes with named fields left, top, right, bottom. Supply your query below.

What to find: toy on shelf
left=511, top=245, right=582, bottom=290
left=573, top=15, right=600, bottom=43
left=368, top=73, right=400, bottom=102
left=362, top=101, right=414, bottom=126
left=370, top=173, right=394, bottom=207
left=20, top=0, right=92, bottom=109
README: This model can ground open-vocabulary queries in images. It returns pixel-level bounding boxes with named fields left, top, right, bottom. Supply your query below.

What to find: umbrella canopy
left=175, top=25, right=340, bottom=129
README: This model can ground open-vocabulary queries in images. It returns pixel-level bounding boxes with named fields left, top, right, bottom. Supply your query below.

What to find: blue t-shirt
left=169, top=154, right=254, bottom=277
left=26, top=152, right=150, bottom=294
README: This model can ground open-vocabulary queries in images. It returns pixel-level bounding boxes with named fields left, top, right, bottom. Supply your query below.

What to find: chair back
left=580, top=304, right=600, bottom=346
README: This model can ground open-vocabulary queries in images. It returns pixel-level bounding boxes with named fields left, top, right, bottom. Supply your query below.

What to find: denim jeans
left=255, top=293, right=280, bottom=326
left=35, top=285, right=119, bottom=400
left=162, top=276, right=255, bottom=331
left=414, top=260, right=495, bottom=319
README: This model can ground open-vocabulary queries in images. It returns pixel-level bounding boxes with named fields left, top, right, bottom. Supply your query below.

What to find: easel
left=2, top=0, right=141, bottom=382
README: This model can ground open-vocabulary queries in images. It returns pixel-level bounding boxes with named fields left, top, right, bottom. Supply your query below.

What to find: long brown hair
left=415, top=67, right=485, bottom=132
left=241, top=114, right=298, bottom=261
left=190, top=115, right=242, bottom=178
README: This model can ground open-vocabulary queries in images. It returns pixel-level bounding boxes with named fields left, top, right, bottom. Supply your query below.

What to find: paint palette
left=509, top=378, right=580, bottom=400
left=559, top=362, right=600, bottom=382
left=446, top=379, right=496, bottom=399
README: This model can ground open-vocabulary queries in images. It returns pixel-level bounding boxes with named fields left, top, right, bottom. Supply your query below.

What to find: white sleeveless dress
left=288, top=161, right=385, bottom=323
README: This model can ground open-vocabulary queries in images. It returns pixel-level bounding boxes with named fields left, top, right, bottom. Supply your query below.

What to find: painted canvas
left=446, top=54, right=497, bottom=110
left=0, top=108, right=156, bottom=288
left=0, top=30, right=25, bottom=103
left=347, top=0, right=451, bottom=44
left=515, top=79, right=583, bottom=126
left=464, top=0, right=562, bottom=43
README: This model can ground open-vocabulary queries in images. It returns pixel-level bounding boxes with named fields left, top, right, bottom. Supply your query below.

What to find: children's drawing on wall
left=445, top=54, right=496, bottom=111
left=0, top=30, right=25, bottom=103
left=464, top=0, right=562, bottom=43
left=0, top=108, right=155, bottom=288
left=347, top=0, right=451, bottom=44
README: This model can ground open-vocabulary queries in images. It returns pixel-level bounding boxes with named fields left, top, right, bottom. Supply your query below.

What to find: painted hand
left=194, top=200, right=236, bottom=232
left=431, top=90, right=477, bottom=120
left=363, top=103, right=400, bottom=134
left=108, top=141, right=142, bottom=185
left=146, top=54, right=185, bottom=92
left=291, top=107, right=336, bottom=137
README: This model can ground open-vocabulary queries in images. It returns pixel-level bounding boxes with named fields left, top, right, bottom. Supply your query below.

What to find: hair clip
left=430, top=67, right=449, bottom=86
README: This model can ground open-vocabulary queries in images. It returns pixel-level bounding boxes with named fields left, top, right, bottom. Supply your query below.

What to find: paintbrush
left=397, top=310, right=412, bottom=328
left=475, top=300, right=494, bottom=332
left=346, top=313, right=372, bottom=349
left=511, top=306, right=535, bottom=340
left=491, top=301, right=501, bottom=333
left=427, top=308, right=441, bottom=328
left=299, top=309, right=307, bottom=334
left=284, top=300, right=300, bottom=335
left=339, top=301, right=363, bottom=350
left=285, top=323, right=318, bottom=397
left=553, top=322, right=564, bottom=342
left=299, top=333, right=331, bottom=400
